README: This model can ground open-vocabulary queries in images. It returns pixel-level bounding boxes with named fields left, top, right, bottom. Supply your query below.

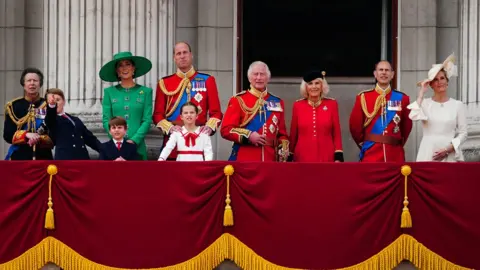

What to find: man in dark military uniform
left=3, top=68, right=56, bottom=160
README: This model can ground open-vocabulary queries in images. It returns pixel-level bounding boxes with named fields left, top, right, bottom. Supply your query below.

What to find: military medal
left=393, top=114, right=401, bottom=133
left=194, top=92, right=203, bottom=102
left=192, top=81, right=197, bottom=92
left=269, top=124, right=276, bottom=134
left=272, top=115, right=278, bottom=125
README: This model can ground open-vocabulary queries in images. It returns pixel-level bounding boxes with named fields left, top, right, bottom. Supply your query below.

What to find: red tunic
left=220, top=88, right=289, bottom=162
left=349, top=85, right=412, bottom=162
left=290, top=98, right=343, bottom=162
left=152, top=68, right=223, bottom=159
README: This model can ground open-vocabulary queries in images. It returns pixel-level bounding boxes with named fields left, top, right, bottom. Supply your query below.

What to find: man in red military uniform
left=221, top=61, right=289, bottom=162
left=153, top=42, right=223, bottom=160
left=349, top=60, right=412, bottom=162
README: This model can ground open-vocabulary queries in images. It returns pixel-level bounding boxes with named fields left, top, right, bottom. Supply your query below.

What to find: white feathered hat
left=417, top=53, right=458, bottom=86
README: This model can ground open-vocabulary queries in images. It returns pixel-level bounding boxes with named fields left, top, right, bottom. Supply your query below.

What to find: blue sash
left=228, top=95, right=280, bottom=161
left=167, top=73, right=209, bottom=122
left=5, top=117, right=44, bottom=160
left=359, top=90, right=402, bottom=160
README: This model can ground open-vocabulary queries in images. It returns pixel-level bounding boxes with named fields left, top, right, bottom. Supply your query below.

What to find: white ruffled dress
left=407, top=98, right=468, bottom=162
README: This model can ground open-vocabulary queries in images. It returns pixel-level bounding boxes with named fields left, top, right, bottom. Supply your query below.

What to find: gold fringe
left=0, top=234, right=472, bottom=270
left=400, top=165, right=412, bottom=228
left=339, top=234, right=472, bottom=270
left=45, top=165, right=58, bottom=230
left=223, top=165, right=235, bottom=227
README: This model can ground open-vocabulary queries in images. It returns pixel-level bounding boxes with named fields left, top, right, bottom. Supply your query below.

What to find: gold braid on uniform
left=235, top=96, right=265, bottom=128
left=360, top=94, right=386, bottom=127
left=5, top=101, right=31, bottom=127
left=360, top=85, right=389, bottom=127
left=158, top=78, right=192, bottom=118
left=5, top=100, right=47, bottom=129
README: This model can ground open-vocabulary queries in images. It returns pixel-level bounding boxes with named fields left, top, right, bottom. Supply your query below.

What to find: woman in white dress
left=407, top=53, right=468, bottom=162
left=158, top=102, right=213, bottom=161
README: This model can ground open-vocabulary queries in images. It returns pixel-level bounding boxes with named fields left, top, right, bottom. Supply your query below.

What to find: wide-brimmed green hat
left=99, top=51, right=152, bottom=82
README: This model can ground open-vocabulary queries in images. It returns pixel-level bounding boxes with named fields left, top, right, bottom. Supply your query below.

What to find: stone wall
left=0, top=0, right=44, bottom=159
left=175, top=0, right=236, bottom=160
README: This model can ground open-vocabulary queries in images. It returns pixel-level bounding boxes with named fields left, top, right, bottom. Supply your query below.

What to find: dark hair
left=115, top=60, right=135, bottom=81
left=181, top=101, right=198, bottom=114
left=174, top=41, right=192, bottom=54
left=45, top=88, right=65, bottom=101
left=20, top=67, right=44, bottom=87
left=108, top=116, right=128, bottom=129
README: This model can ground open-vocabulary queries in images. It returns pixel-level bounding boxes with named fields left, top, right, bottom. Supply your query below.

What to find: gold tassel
left=223, top=165, right=235, bottom=227
left=45, top=165, right=58, bottom=230
left=400, top=165, right=412, bottom=228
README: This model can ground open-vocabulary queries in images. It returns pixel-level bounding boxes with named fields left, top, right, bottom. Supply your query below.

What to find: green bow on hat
left=99, top=51, right=152, bottom=82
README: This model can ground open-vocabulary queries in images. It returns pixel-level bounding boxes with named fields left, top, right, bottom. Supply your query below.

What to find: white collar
left=113, top=138, right=124, bottom=145
left=182, top=126, right=200, bottom=134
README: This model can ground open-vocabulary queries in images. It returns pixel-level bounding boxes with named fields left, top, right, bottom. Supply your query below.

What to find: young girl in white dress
left=407, top=54, right=468, bottom=162
left=158, top=102, right=213, bottom=161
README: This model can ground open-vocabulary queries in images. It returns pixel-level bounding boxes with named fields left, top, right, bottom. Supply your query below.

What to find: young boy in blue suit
left=99, top=116, right=139, bottom=161
left=45, top=88, right=101, bottom=160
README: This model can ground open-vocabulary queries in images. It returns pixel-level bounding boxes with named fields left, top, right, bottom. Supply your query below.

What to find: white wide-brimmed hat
left=417, top=53, right=458, bottom=86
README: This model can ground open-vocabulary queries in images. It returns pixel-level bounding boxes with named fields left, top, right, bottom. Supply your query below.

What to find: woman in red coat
left=289, top=70, right=344, bottom=162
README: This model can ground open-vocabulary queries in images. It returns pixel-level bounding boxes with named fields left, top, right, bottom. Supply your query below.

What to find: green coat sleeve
left=130, top=87, right=153, bottom=144
left=102, top=87, right=113, bottom=138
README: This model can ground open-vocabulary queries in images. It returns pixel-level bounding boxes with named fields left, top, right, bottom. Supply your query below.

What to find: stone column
left=399, top=0, right=438, bottom=161
left=42, top=0, right=176, bottom=158
left=460, top=0, right=480, bottom=161
left=197, top=0, right=235, bottom=160
left=1, top=0, right=44, bottom=158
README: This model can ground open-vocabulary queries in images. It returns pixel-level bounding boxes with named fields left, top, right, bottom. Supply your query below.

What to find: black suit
left=99, top=139, right=139, bottom=161
left=47, top=112, right=101, bottom=160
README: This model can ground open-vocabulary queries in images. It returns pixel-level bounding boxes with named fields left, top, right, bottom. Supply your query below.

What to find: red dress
left=289, top=98, right=343, bottom=162
left=349, top=85, right=412, bottom=162
left=220, top=88, right=289, bottom=161
left=152, top=68, right=223, bottom=159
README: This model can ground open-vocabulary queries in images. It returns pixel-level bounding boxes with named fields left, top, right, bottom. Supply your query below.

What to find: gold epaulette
left=4, top=96, right=23, bottom=112
left=234, top=90, right=246, bottom=96
left=5, top=97, right=33, bottom=127
left=323, top=96, right=335, bottom=100
left=357, top=89, right=375, bottom=96
left=295, top=98, right=306, bottom=102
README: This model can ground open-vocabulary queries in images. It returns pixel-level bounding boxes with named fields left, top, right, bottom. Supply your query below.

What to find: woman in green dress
left=99, top=51, right=153, bottom=160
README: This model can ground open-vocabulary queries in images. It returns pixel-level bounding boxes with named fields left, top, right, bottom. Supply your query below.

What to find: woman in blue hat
left=99, top=51, right=153, bottom=160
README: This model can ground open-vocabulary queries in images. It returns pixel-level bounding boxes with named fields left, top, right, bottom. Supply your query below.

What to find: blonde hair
left=299, top=78, right=330, bottom=98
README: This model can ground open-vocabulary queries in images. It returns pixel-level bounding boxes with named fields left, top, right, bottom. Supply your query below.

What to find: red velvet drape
left=0, top=161, right=479, bottom=269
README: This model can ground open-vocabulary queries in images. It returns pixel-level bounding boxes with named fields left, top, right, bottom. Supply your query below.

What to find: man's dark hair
left=20, top=67, right=44, bottom=87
